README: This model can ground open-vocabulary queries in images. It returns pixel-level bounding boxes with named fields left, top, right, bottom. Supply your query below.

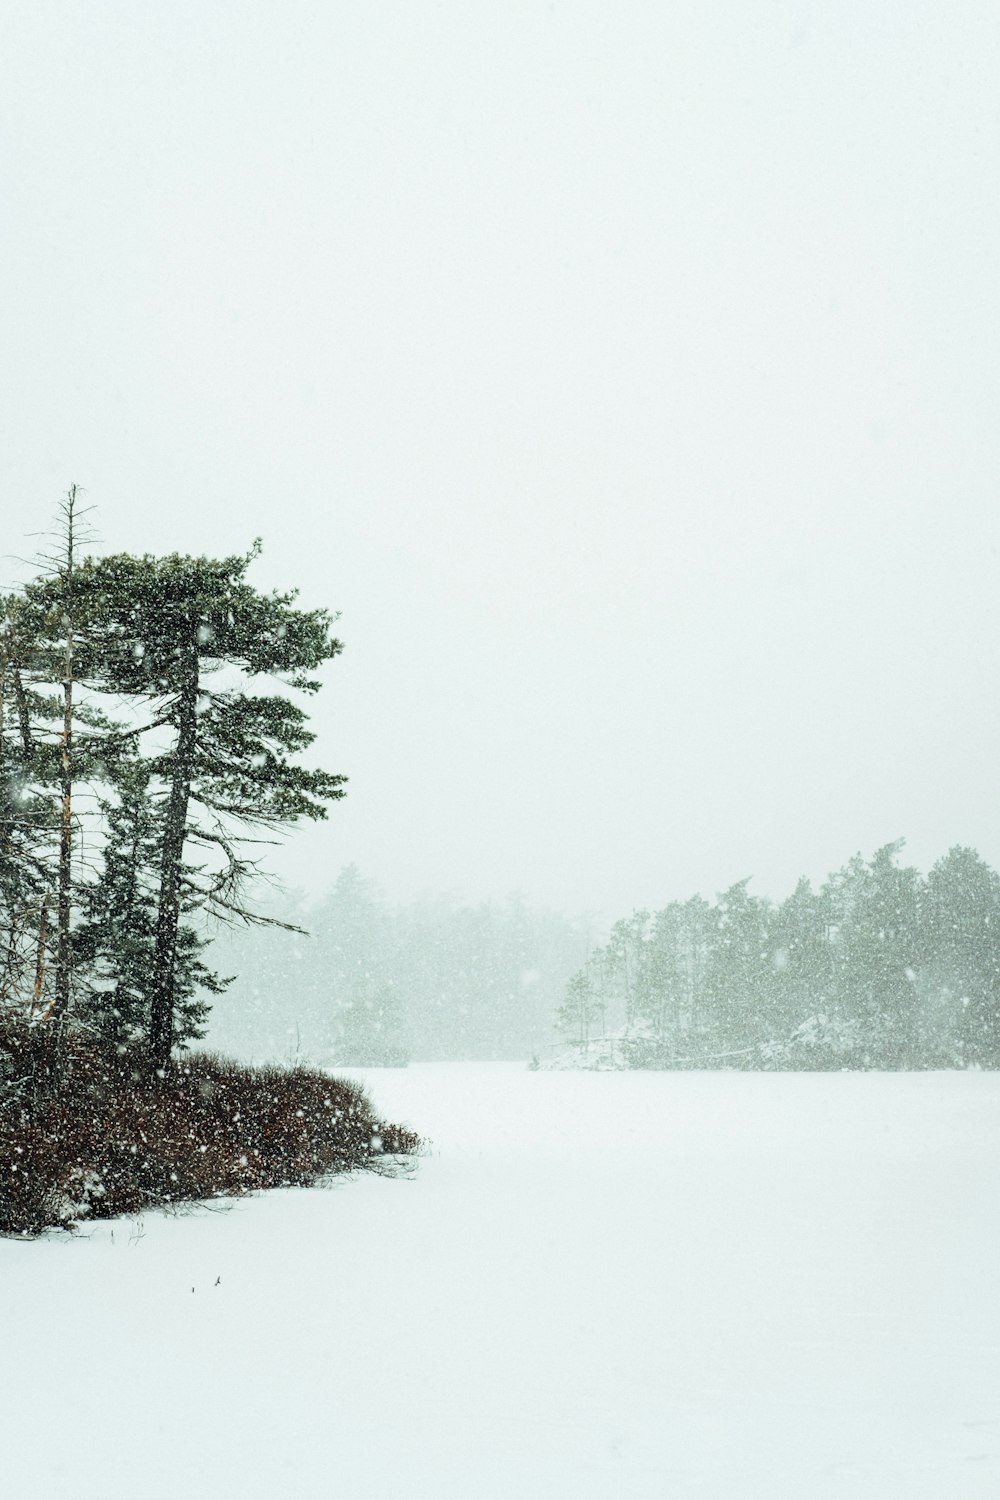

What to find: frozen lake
left=3, top=1063, right=999, bottom=1498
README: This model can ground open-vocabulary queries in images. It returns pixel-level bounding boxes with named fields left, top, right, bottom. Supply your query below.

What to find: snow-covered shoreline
left=3, top=1063, right=998, bottom=1498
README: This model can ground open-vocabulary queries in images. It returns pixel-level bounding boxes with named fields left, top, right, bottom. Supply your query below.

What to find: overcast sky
left=3, top=1, right=999, bottom=921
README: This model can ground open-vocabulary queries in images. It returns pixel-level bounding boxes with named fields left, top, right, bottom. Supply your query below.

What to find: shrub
left=0, top=1012, right=420, bottom=1236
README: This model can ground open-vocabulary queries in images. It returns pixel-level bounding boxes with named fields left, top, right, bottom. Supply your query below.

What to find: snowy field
left=3, top=1064, right=999, bottom=1499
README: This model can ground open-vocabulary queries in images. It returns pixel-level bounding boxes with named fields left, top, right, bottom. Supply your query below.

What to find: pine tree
left=69, top=544, right=345, bottom=1069
left=72, top=759, right=229, bottom=1048
left=556, top=969, right=599, bottom=1051
left=11, top=487, right=104, bottom=1028
left=634, top=904, right=688, bottom=1049
left=605, top=911, right=650, bottom=1029
left=922, top=846, right=1000, bottom=1065
left=702, top=879, right=772, bottom=1054
left=4, top=514, right=122, bottom=1027
left=335, top=978, right=408, bottom=1067
left=0, top=593, right=56, bottom=1009
left=825, top=842, right=921, bottom=1064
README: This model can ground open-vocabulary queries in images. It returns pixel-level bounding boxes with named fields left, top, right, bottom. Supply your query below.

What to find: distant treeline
left=556, top=843, right=1000, bottom=1070
left=207, top=865, right=586, bottom=1064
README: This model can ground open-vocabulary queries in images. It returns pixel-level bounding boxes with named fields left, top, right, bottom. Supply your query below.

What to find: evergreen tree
left=5, top=541, right=125, bottom=1026
left=922, top=846, right=1000, bottom=1065
left=768, top=877, right=830, bottom=1028
left=556, top=969, right=599, bottom=1051
left=0, top=593, right=56, bottom=1009
left=554, top=841, right=1000, bottom=1071
left=827, top=843, right=921, bottom=1064
left=70, top=544, right=345, bottom=1068
left=335, top=978, right=408, bottom=1067
left=605, top=911, right=650, bottom=1029
left=634, top=904, right=686, bottom=1049
left=702, top=879, right=771, bottom=1053
left=72, top=760, right=229, bottom=1048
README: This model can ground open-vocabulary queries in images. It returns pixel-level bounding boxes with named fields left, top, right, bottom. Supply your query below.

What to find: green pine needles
left=557, top=841, right=1000, bottom=1070
left=2, top=506, right=345, bottom=1071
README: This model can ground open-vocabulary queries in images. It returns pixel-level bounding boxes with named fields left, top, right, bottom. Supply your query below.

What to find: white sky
left=3, top=1, right=999, bottom=920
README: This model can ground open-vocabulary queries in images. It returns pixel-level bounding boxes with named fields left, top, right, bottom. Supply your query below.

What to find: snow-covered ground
left=3, top=1063, right=999, bottom=1498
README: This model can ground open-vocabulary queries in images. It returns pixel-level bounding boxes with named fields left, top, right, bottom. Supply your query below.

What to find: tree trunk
left=48, top=483, right=78, bottom=1027
left=52, top=633, right=73, bottom=1021
left=149, top=633, right=199, bottom=1071
left=32, top=893, right=50, bottom=1016
left=0, top=650, right=9, bottom=873
left=12, top=667, right=31, bottom=756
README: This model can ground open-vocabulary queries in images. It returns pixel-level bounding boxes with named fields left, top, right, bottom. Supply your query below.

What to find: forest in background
left=4, top=503, right=998, bottom=1079
left=555, top=841, right=1000, bottom=1071
left=208, top=842, right=1000, bottom=1074
left=206, top=865, right=587, bottom=1065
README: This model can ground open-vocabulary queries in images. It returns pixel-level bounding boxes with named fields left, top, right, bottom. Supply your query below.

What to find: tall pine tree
left=69, top=544, right=345, bottom=1068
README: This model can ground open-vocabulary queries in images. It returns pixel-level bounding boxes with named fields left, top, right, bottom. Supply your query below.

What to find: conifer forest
left=553, top=842, right=1000, bottom=1070
left=5, top=6, right=1000, bottom=1494
left=0, top=491, right=415, bottom=1234
left=1, top=490, right=343, bottom=1052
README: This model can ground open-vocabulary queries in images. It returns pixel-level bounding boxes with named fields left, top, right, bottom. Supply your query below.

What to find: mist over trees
left=206, top=865, right=587, bottom=1065
left=5, top=498, right=999, bottom=1084
left=555, top=841, right=1000, bottom=1070
left=1, top=493, right=582, bottom=1078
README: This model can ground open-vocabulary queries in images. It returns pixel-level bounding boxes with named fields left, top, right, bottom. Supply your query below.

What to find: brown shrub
left=0, top=1013, right=421, bottom=1236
